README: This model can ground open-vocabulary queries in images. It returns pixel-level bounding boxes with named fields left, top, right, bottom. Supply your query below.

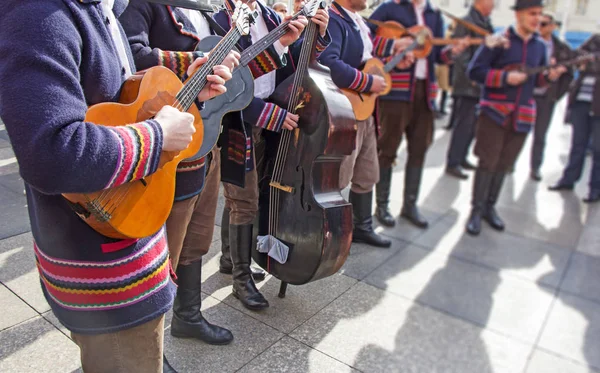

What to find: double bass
left=252, top=2, right=356, bottom=296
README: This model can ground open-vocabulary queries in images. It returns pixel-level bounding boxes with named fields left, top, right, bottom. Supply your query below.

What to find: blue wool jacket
left=318, top=2, right=395, bottom=93
left=213, top=0, right=330, bottom=179
left=368, top=0, right=452, bottom=108
left=120, top=2, right=214, bottom=201
left=468, top=26, right=549, bottom=133
left=0, top=0, right=176, bottom=334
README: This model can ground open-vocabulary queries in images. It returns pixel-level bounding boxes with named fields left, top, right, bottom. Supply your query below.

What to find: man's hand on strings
left=283, top=112, right=299, bottom=131
left=392, top=36, right=413, bottom=55
left=280, top=16, right=309, bottom=46
left=312, top=8, right=329, bottom=38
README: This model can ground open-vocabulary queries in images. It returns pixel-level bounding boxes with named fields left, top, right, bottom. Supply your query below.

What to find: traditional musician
left=445, top=0, right=495, bottom=180
left=319, top=0, right=413, bottom=248
left=529, top=13, right=573, bottom=182
left=369, top=0, right=468, bottom=230
left=549, top=33, right=600, bottom=202
left=465, top=0, right=566, bottom=236
left=120, top=0, right=242, bottom=347
left=213, top=0, right=329, bottom=310
left=0, top=0, right=233, bottom=371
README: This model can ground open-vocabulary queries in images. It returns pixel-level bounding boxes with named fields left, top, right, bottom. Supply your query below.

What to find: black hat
left=511, top=0, right=544, bottom=10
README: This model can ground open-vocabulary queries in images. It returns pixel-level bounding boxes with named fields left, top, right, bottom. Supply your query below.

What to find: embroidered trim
left=390, top=72, right=411, bottom=91
left=485, top=69, right=506, bottom=88
left=248, top=49, right=282, bottom=79
left=349, top=70, right=371, bottom=92
left=106, top=121, right=160, bottom=189
left=227, top=129, right=247, bottom=165
left=428, top=82, right=439, bottom=104
left=158, top=50, right=197, bottom=79
left=480, top=99, right=515, bottom=116
left=372, top=36, right=394, bottom=58
left=257, top=103, right=286, bottom=132
left=177, top=157, right=206, bottom=173
left=34, top=229, right=170, bottom=310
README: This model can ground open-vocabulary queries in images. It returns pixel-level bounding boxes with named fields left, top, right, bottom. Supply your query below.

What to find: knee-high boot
left=466, top=169, right=493, bottom=236
left=484, top=172, right=506, bottom=231
left=230, top=224, right=269, bottom=310
left=219, top=208, right=265, bottom=281
left=171, top=260, right=234, bottom=344
left=400, top=167, right=428, bottom=228
left=375, top=166, right=396, bottom=227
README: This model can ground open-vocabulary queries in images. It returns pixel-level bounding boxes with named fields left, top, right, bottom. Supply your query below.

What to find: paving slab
left=526, top=349, right=600, bottom=373
left=163, top=295, right=283, bottom=373
left=372, top=204, right=445, bottom=243
left=364, top=244, right=555, bottom=343
left=538, top=292, right=600, bottom=370
left=218, top=273, right=357, bottom=334
left=291, top=282, right=531, bottom=373
left=0, top=232, right=49, bottom=313
left=0, top=284, right=37, bottom=331
left=413, top=212, right=571, bottom=288
left=340, top=237, right=408, bottom=280
left=240, top=336, right=359, bottom=373
left=494, top=203, right=583, bottom=249
left=560, top=252, right=600, bottom=304
left=0, top=172, right=24, bottom=195
left=576, top=204, right=600, bottom=258
left=0, top=185, right=29, bottom=240
left=0, top=316, right=80, bottom=373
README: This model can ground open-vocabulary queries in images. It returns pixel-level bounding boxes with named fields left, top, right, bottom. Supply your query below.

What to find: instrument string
left=268, top=20, right=318, bottom=235
left=240, top=8, right=307, bottom=66
left=89, top=23, right=246, bottom=219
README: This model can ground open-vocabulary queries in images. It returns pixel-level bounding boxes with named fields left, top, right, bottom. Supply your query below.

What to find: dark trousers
left=446, top=96, right=478, bottom=168
left=559, top=101, right=600, bottom=191
left=377, top=80, right=434, bottom=169
left=530, top=96, right=556, bottom=172
left=474, top=114, right=528, bottom=172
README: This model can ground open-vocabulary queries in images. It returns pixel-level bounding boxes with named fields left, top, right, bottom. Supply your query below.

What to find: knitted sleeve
left=243, top=98, right=287, bottom=133
left=318, top=17, right=373, bottom=93
left=467, top=45, right=507, bottom=88
left=0, top=1, right=164, bottom=195
left=120, top=2, right=204, bottom=79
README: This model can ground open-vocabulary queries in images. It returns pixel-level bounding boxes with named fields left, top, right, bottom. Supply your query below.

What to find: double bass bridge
left=270, top=181, right=294, bottom=194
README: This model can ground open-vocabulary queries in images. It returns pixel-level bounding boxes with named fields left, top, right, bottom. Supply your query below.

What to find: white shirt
left=100, top=0, right=133, bottom=79
left=414, top=1, right=427, bottom=79
left=341, top=5, right=373, bottom=63
left=180, top=8, right=212, bottom=39
left=251, top=5, right=289, bottom=99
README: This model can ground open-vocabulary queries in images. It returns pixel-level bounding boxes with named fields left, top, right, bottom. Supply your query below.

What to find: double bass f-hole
left=297, top=165, right=311, bottom=212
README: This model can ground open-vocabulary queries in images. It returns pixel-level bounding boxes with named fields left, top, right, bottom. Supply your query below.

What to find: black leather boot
left=375, top=166, right=396, bottom=227
left=466, top=169, right=493, bottom=236
left=219, top=208, right=266, bottom=281
left=485, top=172, right=506, bottom=231
left=350, top=191, right=391, bottom=248
left=400, top=167, right=428, bottom=228
left=230, top=224, right=269, bottom=310
left=171, top=261, right=234, bottom=344
left=163, top=355, right=177, bottom=373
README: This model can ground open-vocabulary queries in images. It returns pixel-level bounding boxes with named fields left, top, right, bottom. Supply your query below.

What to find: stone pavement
left=2, top=100, right=600, bottom=372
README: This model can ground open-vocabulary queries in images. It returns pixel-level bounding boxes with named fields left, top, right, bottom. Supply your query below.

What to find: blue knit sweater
left=0, top=0, right=175, bottom=334
left=468, top=26, right=549, bottom=133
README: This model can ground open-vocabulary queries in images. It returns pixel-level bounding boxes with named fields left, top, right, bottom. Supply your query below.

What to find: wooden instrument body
left=376, top=22, right=433, bottom=59
left=341, top=58, right=391, bottom=121
left=193, top=36, right=254, bottom=160
left=253, top=62, right=356, bottom=285
left=63, top=66, right=203, bottom=239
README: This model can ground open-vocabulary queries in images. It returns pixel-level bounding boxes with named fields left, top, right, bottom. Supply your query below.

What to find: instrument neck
left=240, top=9, right=307, bottom=66
left=175, top=28, right=242, bottom=111
left=383, top=40, right=419, bottom=73
left=286, top=21, right=319, bottom=113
